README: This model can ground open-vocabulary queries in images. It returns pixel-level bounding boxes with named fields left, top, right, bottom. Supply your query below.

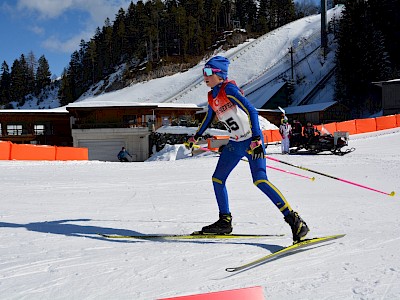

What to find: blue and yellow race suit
left=195, top=80, right=292, bottom=216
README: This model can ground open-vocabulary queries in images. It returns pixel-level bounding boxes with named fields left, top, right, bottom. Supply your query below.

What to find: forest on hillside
left=335, top=0, right=400, bottom=116
left=0, top=0, right=315, bottom=107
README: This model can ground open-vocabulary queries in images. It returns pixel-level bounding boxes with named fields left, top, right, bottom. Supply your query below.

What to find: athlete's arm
left=195, top=104, right=216, bottom=137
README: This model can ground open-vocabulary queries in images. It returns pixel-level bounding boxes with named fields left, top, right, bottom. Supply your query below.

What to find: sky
left=0, top=0, right=132, bottom=78
left=0, top=127, right=399, bottom=299
left=0, top=0, right=321, bottom=80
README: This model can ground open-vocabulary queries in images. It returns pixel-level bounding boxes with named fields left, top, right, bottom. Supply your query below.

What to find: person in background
left=279, top=118, right=292, bottom=154
left=303, top=121, right=316, bottom=145
left=291, top=119, right=303, bottom=147
left=117, top=147, right=132, bottom=162
left=184, top=55, right=309, bottom=242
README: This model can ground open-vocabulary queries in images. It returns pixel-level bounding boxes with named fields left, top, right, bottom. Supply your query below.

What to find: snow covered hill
left=70, top=5, right=343, bottom=109
left=1, top=127, right=399, bottom=299
left=11, top=5, right=342, bottom=112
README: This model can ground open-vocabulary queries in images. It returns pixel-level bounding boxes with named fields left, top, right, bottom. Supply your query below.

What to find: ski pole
left=191, top=145, right=315, bottom=181
left=266, top=155, right=396, bottom=197
left=267, top=165, right=315, bottom=181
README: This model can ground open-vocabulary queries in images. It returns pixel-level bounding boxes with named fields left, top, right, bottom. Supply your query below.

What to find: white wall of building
left=72, top=128, right=150, bottom=161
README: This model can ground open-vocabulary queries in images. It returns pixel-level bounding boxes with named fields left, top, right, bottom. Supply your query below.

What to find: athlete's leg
left=246, top=151, right=292, bottom=216
left=212, top=142, right=242, bottom=214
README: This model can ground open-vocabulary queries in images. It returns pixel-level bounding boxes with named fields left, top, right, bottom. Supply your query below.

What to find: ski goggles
left=203, top=67, right=221, bottom=76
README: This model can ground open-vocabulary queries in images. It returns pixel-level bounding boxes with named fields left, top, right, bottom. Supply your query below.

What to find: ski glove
left=249, top=136, right=265, bottom=160
left=184, top=135, right=200, bottom=150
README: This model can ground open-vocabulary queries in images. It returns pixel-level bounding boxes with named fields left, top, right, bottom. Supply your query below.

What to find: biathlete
left=185, top=56, right=309, bottom=242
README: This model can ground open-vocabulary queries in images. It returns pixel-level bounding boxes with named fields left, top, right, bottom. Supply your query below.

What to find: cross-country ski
left=225, top=234, right=345, bottom=272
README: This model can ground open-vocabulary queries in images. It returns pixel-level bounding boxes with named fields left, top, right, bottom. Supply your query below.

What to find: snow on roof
left=0, top=107, right=69, bottom=114
left=372, top=79, right=400, bottom=87
left=283, top=101, right=337, bottom=114
left=66, top=101, right=200, bottom=109
left=246, top=81, right=286, bottom=109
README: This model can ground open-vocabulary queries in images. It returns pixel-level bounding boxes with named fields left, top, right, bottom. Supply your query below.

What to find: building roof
left=66, top=101, right=200, bottom=110
left=372, top=79, right=400, bottom=87
left=0, top=107, right=68, bottom=114
left=283, top=101, right=338, bottom=114
left=245, top=81, right=286, bottom=109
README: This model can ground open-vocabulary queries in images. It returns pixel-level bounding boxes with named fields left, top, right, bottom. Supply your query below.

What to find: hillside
left=11, top=6, right=343, bottom=112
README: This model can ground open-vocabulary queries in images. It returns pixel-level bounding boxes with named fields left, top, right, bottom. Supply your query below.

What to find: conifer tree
left=0, top=61, right=11, bottom=105
left=36, top=55, right=52, bottom=94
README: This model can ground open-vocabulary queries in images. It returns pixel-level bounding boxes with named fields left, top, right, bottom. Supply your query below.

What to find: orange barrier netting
left=0, top=142, right=88, bottom=161
left=355, top=118, right=377, bottom=134
left=316, top=122, right=337, bottom=134
left=375, top=115, right=397, bottom=131
left=262, top=130, right=270, bottom=143
left=55, top=146, right=88, bottom=161
left=336, top=120, right=357, bottom=134
left=270, top=129, right=282, bottom=142
left=261, top=113, right=400, bottom=143
left=11, top=144, right=56, bottom=161
left=0, top=141, right=12, bottom=160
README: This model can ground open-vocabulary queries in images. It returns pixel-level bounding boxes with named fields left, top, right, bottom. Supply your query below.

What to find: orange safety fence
left=375, top=115, right=397, bottom=131
left=270, top=129, right=282, bottom=142
left=0, top=141, right=88, bottom=161
left=55, top=146, right=88, bottom=161
left=261, top=130, right=271, bottom=143
left=11, top=144, right=56, bottom=161
left=0, top=141, right=12, bottom=160
left=316, top=122, right=337, bottom=134
left=262, top=113, right=400, bottom=143
left=207, top=135, right=229, bottom=151
left=336, top=120, right=357, bottom=134
left=355, top=117, right=377, bottom=134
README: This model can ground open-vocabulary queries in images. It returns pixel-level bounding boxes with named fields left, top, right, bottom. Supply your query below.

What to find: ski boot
left=201, top=213, right=233, bottom=234
left=284, top=211, right=309, bottom=243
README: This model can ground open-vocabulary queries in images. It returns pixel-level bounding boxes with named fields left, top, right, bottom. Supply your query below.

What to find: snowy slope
left=69, top=6, right=343, bottom=109
left=1, top=128, right=399, bottom=299
left=10, top=6, right=342, bottom=112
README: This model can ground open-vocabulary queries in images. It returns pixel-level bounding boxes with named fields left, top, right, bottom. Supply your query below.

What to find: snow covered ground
left=1, top=127, right=399, bottom=299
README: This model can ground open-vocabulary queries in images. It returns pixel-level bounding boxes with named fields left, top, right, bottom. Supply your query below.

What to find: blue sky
left=0, top=0, right=132, bottom=78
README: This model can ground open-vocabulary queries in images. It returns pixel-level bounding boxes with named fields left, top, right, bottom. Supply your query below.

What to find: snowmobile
left=290, top=130, right=355, bottom=156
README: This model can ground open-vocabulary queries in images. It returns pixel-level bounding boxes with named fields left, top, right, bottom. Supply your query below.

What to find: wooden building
left=373, top=79, right=400, bottom=116
left=0, top=101, right=285, bottom=161
left=283, top=101, right=350, bottom=124
left=0, top=108, right=72, bottom=146
left=66, top=102, right=203, bottom=161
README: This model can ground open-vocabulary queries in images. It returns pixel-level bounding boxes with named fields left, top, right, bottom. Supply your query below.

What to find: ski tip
left=389, top=191, right=395, bottom=197
left=293, top=233, right=346, bottom=244
left=310, top=177, right=316, bottom=181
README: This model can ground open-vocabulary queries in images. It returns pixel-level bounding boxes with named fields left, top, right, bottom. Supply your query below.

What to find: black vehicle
left=290, top=130, right=355, bottom=156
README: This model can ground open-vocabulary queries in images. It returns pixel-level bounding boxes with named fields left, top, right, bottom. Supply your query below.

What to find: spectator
left=117, top=147, right=132, bottom=162
left=279, top=118, right=292, bottom=154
